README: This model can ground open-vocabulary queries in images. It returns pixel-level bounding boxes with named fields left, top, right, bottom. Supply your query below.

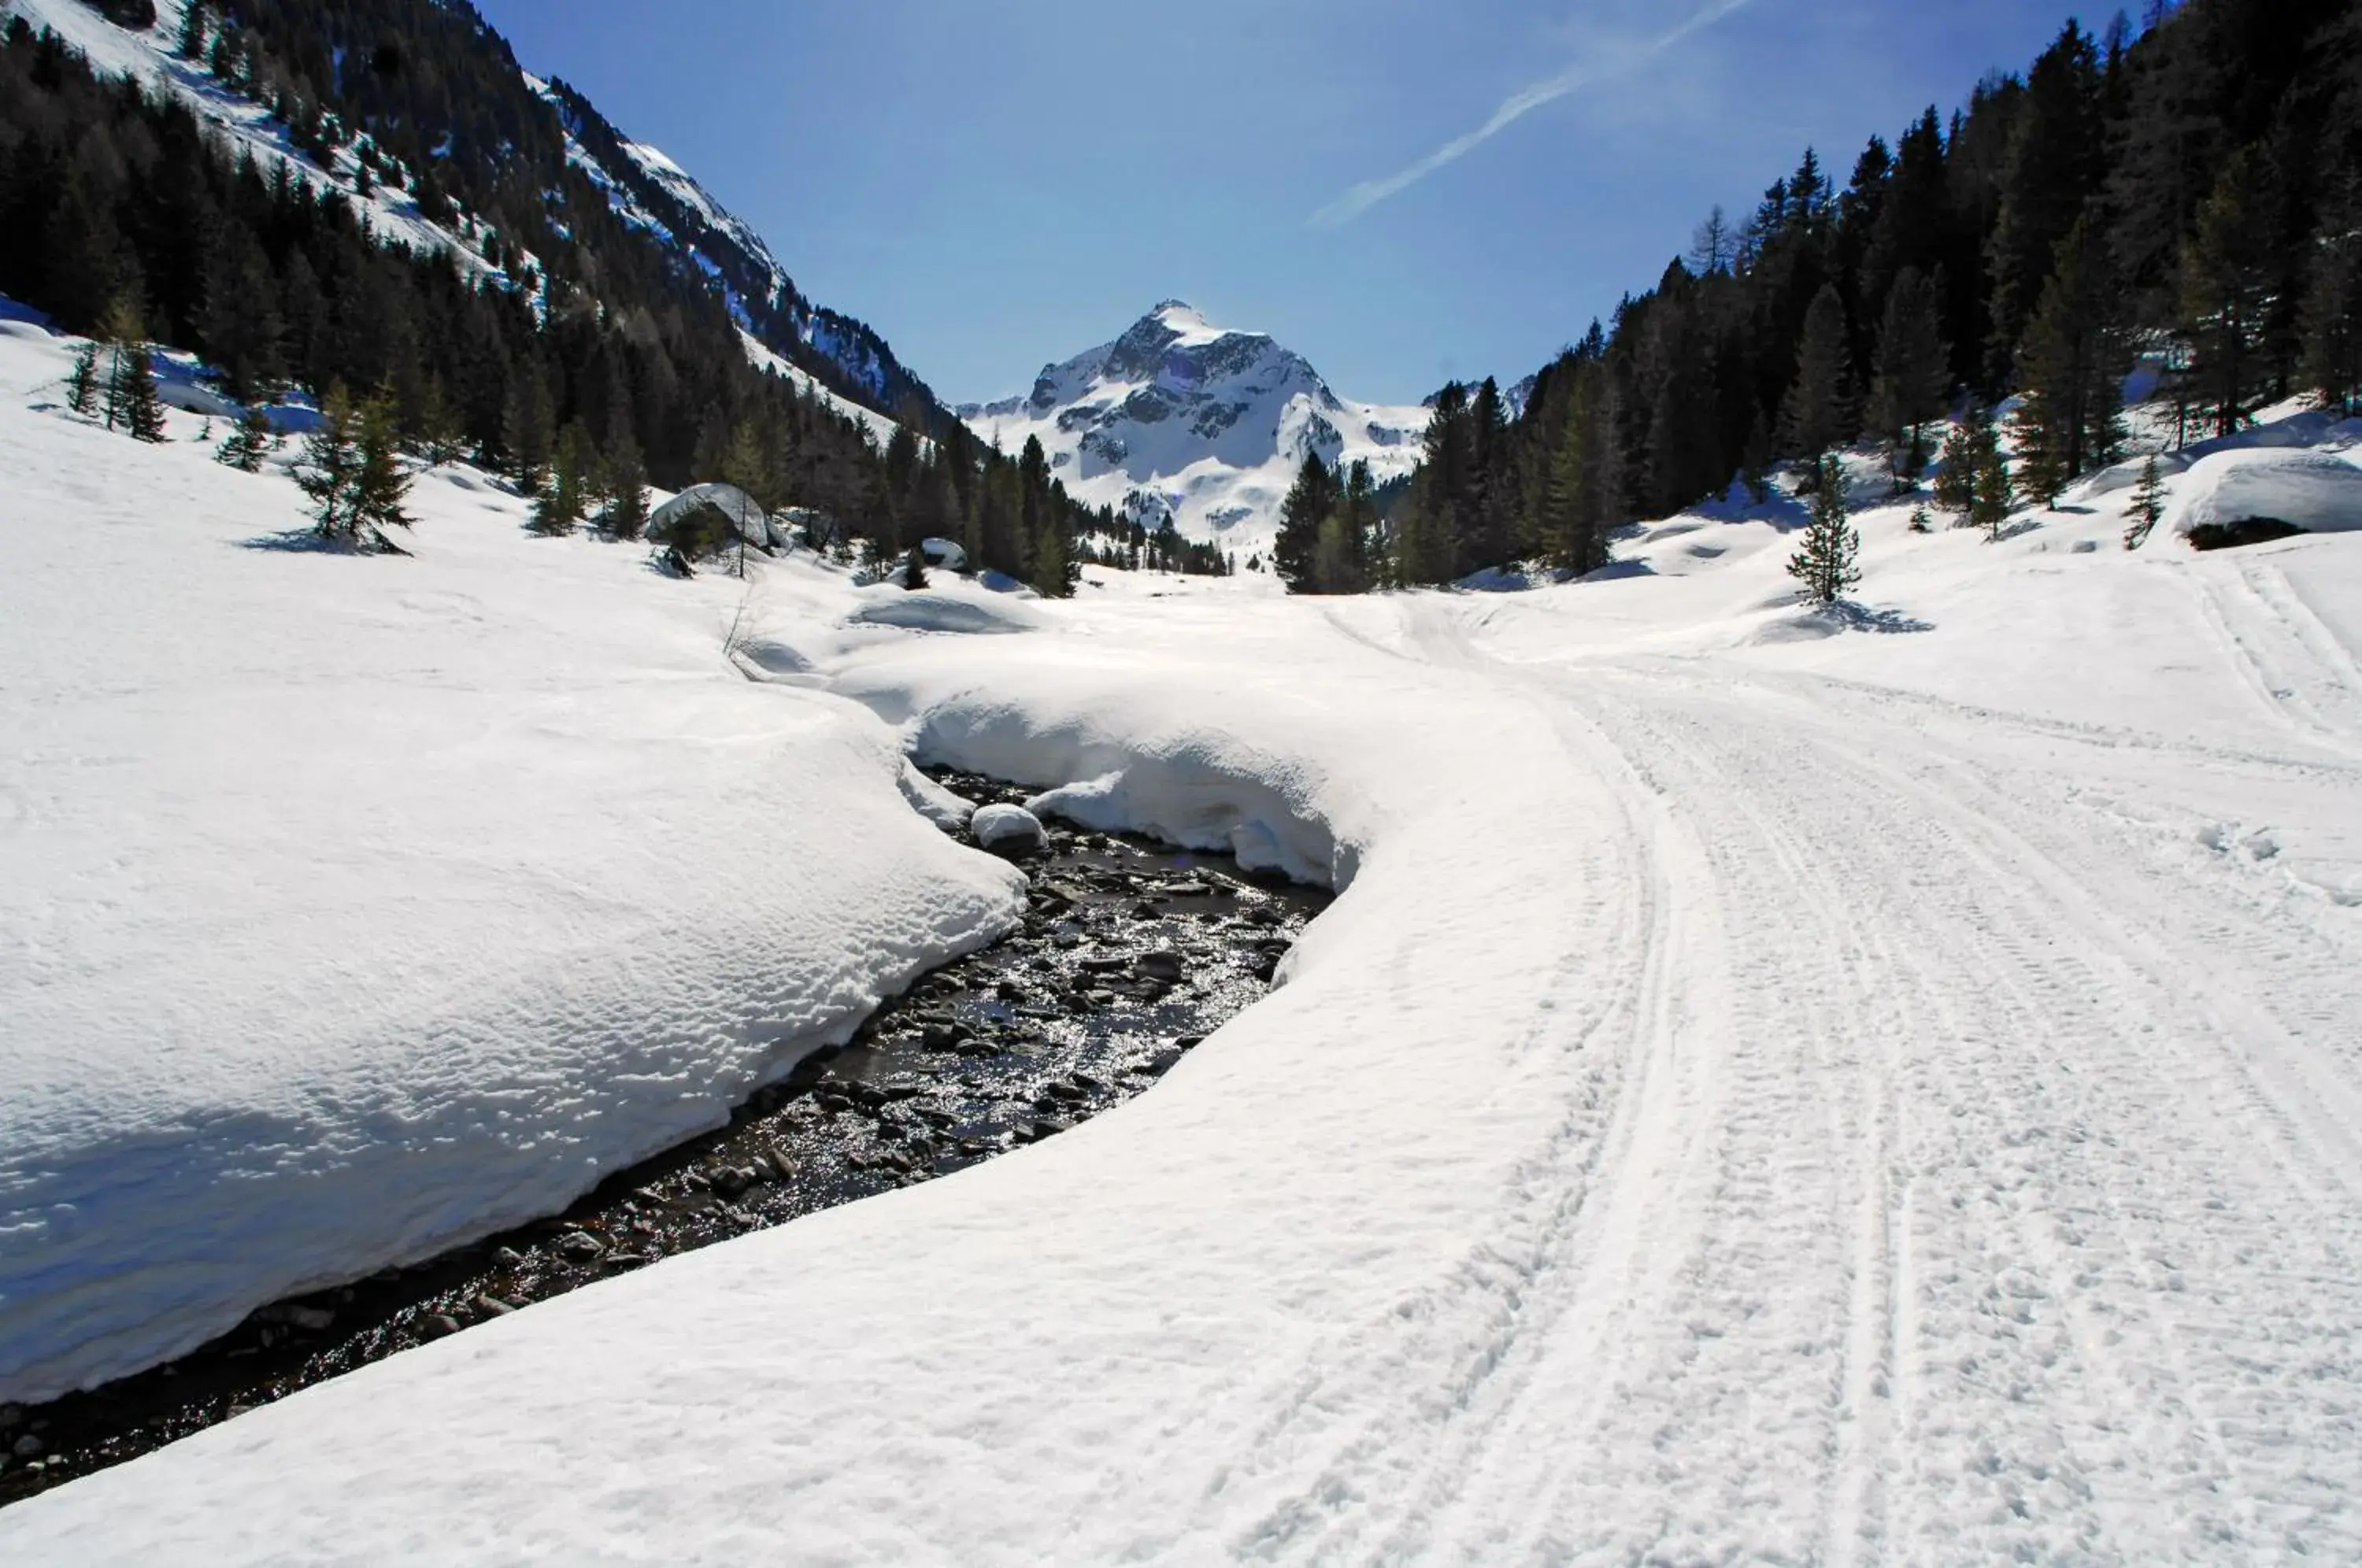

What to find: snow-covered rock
left=958, top=301, right=1429, bottom=556
left=2150, top=448, right=2362, bottom=547
left=967, top=802, right=1047, bottom=854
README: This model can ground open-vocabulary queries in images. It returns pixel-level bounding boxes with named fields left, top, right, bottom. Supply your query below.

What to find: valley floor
left=3, top=305, right=2360, bottom=1561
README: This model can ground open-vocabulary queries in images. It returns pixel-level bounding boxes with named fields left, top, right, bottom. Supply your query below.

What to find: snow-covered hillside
left=0, top=0, right=939, bottom=430
left=960, top=301, right=1431, bottom=553
left=6, top=277, right=2362, bottom=1560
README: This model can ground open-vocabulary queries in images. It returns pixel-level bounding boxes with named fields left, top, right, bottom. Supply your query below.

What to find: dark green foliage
left=216, top=400, right=272, bottom=471
left=65, top=342, right=98, bottom=416
left=1378, top=0, right=2353, bottom=590
left=98, top=300, right=167, bottom=442
left=1272, top=452, right=1338, bottom=593
left=901, top=545, right=928, bottom=591
left=1787, top=455, right=1860, bottom=605
left=2010, top=216, right=2127, bottom=504
left=598, top=435, right=649, bottom=539
left=2124, top=454, right=2168, bottom=548
left=1868, top=268, right=1952, bottom=487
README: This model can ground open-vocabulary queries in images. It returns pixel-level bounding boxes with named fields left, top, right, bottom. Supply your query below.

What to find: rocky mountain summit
left=960, top=302, right=1428, bottom=553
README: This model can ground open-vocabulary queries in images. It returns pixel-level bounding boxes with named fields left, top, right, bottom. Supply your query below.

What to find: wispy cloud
left=1309, top=0, right=1757, bottom=229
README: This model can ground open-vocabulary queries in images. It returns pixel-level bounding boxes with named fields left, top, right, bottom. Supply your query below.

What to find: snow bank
left=2150, top=448, right=2362, bottom=545
left=846, top=588, right=1043, bottom=635
left=0, top=327, right=1024, bottom=1404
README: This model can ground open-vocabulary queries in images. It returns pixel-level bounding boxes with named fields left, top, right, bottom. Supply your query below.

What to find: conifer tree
left=2011, top=216, right=2126, bottom=505
left=176, top=0, right=209, bottom=59
left=1969, top=419, right=2016, bottom=540
left=347, top=390, right=413, bottom=549
left=1780, top=284, right=1853, bottom=470
left=502, top=369, right=553, bottom=493
left=295, top=383, right=358, bottom=540
left=1868, top=267, right=1951, bottom=489
left=410, top=375, right=464, bottom=466
left=1272, top=453, right=1338, bottom=594
left=65, top=342, right=99, bottom=416
left=2123, top=453, right=2168, bottom=548
left=600, top=435, right=650, bottom=539
left=1787, top=454, right=1860, bottom=605
left=216, top=401, right=272, bottom=472
left=2179, top=153, right=2273, bottom=438
left=1934, top=417, right=1979, bottom=525
left=531, top=423, right=592, bottom=536
left=901, top=544, right=929, bottom=591
left=2300, top=202, right=2362, bottom=416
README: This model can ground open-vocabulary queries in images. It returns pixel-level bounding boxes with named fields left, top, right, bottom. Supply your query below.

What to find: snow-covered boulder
left=649, top=483, right=769, bottom=555
left=969, top=802, right=1048, bottom=854
left=849, top=591, right=1041, bottom=635
left=2149, top=449, right=2362, bottom=549
left=920, top=536, right=967, bottom=571
left=898, top=761, right=975, bottom=833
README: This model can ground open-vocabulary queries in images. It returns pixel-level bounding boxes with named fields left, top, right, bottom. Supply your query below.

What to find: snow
left=2150, top=447, right=2362, bottom=544
left=965, top=802, right=1046, bottom=852
left=6, top=303, right=2362, bottom=1566
left=960, top=301, right=1430, bottom=554
left=0, top=315, right=1025, bottom=1406
left=737, top=328, right=906, bottom=451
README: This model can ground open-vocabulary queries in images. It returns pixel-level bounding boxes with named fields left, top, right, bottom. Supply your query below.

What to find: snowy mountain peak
left=961, top=304, right=1429, bottom=553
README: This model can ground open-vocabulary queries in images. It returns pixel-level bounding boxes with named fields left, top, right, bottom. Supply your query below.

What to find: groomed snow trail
left=1346, top=604, right=2362, bottom=1563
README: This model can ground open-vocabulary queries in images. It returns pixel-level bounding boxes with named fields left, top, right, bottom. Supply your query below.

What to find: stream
left=0, top=767, right=1330, bottom=1508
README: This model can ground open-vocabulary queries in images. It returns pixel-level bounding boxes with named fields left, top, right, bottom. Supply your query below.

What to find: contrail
left=1309, top=0, right=1757, bottom=229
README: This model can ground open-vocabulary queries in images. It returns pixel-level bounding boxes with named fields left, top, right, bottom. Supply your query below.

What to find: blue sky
left=477, top=1, right=2099, bottom=406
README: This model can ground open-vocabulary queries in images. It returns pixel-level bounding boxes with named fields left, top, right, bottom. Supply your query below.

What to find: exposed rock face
left=957, top=302, right=1430, bottom=555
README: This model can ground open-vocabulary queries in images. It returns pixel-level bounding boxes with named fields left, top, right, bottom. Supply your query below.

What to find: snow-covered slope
left=1, top=0, right=942, bottom=431
left=8, top=263, right=2362, bottom=1562
left=0, top=312, right=1024, bottom=1405
left=961, top=301, right=1431, bottom=553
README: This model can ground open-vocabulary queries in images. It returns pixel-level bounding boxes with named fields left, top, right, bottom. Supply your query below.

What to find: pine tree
left=410, top=375, right=464, bottom=466
left=65, top=342, right=99, bottom=416
left=1934, top=418, right=1979, bottom=525
left=532, top=422, right=594, bottom=536
left=347, top=391, right=413, bottom=549
left=2010, top=216, right=2126, bottom=506
left=1868, top=267, right=1951, bottom=489
left=1908, top=501, right=1933, bottom=534
left=1787, top=454, right=1860, bottom=606
left=216, top=401, right=272, bottom=472
left=901, top=544, right=929, bottom=591
left=295, top=383, right=358, bottom=540
left=2123, top=453, right=2168, bottom=548
left=109, top=327, right=168, bottom=443
left=599, top=435, right=650, bottom=539
left=1984, top=21, right=2105, bottom=386
left=1272, top=453, right=1338, bottom=594
left=1780, top=283, right=1853, bottom=469
left=2179, top=153, right=2273, bottom=438
left=1970, top=420, right=2016, bottom=541
left=175, top=0, right=209, bottom=59
left=2300, top=201, right=2362, bottom=416
left=502, top=368, right=553, bottom=493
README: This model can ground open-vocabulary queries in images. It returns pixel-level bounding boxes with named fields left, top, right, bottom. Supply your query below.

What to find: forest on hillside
left=0, top=1, right=1235, bottom=587
left=1276, top=0, right=2362, bottom=594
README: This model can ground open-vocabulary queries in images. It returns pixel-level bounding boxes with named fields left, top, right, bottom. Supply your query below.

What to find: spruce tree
left=348, top=391, right=413, bottom=549
left=531, top=423, right=592, bottom=536
left=65, top=342, right=99, bottom=416
left=1970, top=420, right=2016, bottom=541
left=2179, top=153, right=2273, bottom=438
left=1787, top=454, right=1860, bottom=606
left=502, top=369, right=553, bottom=493
left=295, top=383, right=358, bottom=540
left=1934, top=418, right=1979, bottom=525
left=901, top=544, right=929, bottom=591
left=216, top=401, right=272, bottom=472
left=2010, top=216, right=2126, bottom=505
left=175, top=0, right=209, bottom=59
left=2300, top=204, right=2362, bottom=416
left=600, top=435, right=650, bottom=539
left=1868, top=267, right=1951, bottom=490
left=1272, top=453, right=1338, bottom=594
left=1780, top=284, right=1853, bottom=470
left=2123, top=454, right=2168, bottom=549
left=113, top=337, right=168, bottom=442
